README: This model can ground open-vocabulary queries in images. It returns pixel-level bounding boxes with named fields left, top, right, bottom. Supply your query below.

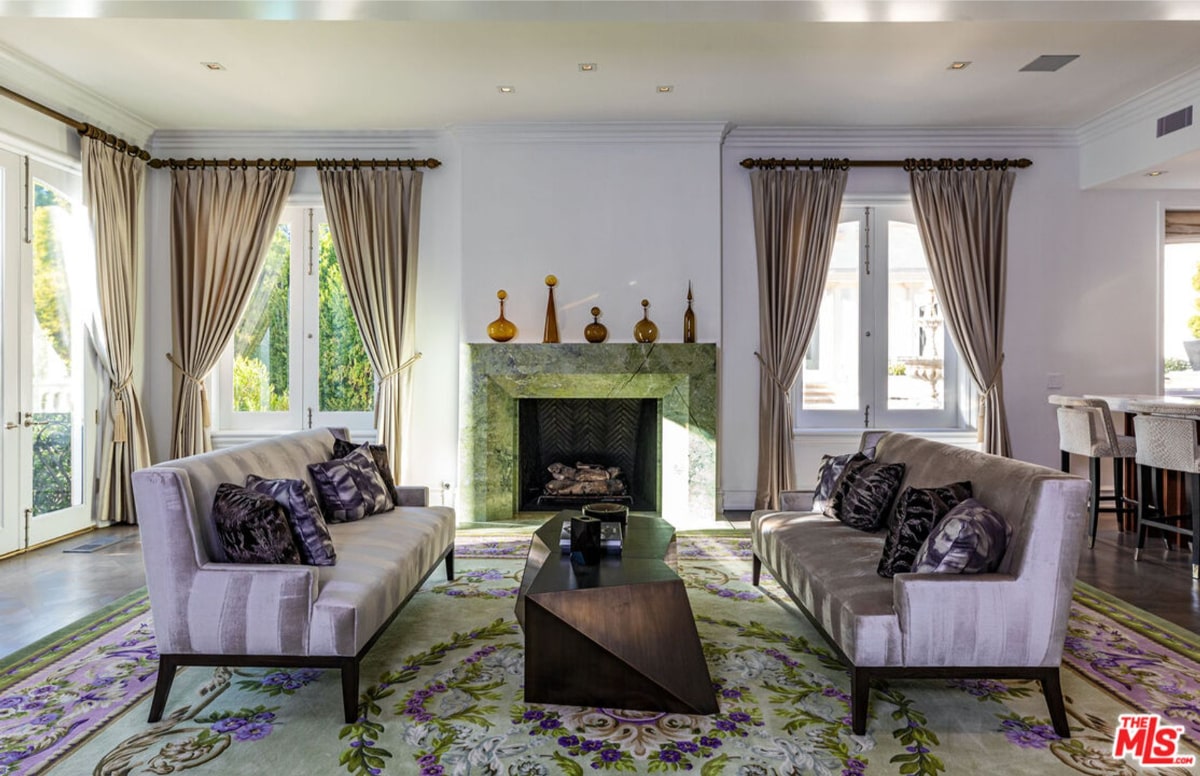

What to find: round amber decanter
left=487, top=290, right=517, bottom=342
left=584, top=306, right=608, bottom=343
left=633, top=299, right=659, bottom=343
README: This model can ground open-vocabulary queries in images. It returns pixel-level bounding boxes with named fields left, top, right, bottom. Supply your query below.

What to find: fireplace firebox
left=517, top=398, right=660, bottom=511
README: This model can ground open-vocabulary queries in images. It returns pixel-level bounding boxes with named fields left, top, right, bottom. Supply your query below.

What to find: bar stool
left=1130, top=411, right=1199, bottom=580
left=1049, top=395, right=1137, bottom=547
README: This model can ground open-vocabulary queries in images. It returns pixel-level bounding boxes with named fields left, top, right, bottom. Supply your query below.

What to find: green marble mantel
left=460, top=343, right=717, bottom=522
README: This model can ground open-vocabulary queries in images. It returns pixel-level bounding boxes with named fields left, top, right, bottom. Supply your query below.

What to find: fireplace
left=459, top=343, right=717, bottom=522
left=518, top=398, right=660, bottom=511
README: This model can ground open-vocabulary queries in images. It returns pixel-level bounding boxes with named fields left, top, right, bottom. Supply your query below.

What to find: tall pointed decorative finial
left=683, top=281, right=696, bottom=343
left=543, top=274, right=560, bottom=343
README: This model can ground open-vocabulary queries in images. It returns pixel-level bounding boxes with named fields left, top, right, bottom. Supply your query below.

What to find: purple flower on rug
left=421, top=766, right=445, bottom=776
left=211, top=717, right=247, bottom=733
left=699, top=737, right=722, bottom=748
left=558, top=735, right=580, bottom=748
left=677, top=741, right=699, bottom=753
left=658, top=748, right=683, bottom=763
left=722, top=688, right=742, bottom=699
left=252, top=711, right=276, bottom=723
left=1001, top=717, right=1061, bottom=749
left=728, top=712, right=752, bottom=723
left=31, top=712, right=60, bottom=725
left=0, top=747, right=32, bottom=766
left=715, top=718, right=737, bottom=731
left=0, top=696, right=24, bottom=710
left=233, top=721, right=273, bottom=741
left=540, top=718, right=562, bottom=730
left=600, top=749, right=622, bottom=762
left=523, top=709, right=545, bottom=721
left=30, top=686, right=56, bottom=697
left=580, top=739, right=604, bottom=752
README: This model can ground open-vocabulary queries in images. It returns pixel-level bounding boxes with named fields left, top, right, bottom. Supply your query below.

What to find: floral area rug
left=3, top=528, right=1199, bottom=775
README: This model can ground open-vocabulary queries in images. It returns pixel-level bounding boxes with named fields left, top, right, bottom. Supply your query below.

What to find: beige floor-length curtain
left=169, top=164, right=294, bottom=458
left=317, top=164, right=422, bottom=477
left=82, top=132, right=150, bottom=524
left=909, top=167, right=1015, bottom=457
left=752, top=168, right=848, bottom=509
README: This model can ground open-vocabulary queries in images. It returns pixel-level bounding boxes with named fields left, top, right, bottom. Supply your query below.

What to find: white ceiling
left=3, top=0, right=1200, bottom=185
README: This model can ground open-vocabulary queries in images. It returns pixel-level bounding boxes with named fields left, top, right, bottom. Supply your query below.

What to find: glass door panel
left=802, top=219, right=860, bottom=412
left=26, top=168, right=94, bottom=545
left=312, top=221, right=373, bottom=426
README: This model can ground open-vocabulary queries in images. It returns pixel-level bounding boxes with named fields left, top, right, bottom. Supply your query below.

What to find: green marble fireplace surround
left=460, top=343, right=717, bottom=522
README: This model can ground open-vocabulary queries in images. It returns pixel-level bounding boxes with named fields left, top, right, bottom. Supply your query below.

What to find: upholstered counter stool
left=1127, top=402, right=1200, bottom=580
left=1048, top=395, right=1137, bottom=547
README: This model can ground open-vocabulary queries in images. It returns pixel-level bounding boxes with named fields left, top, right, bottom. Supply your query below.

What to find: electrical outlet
left=1046, top=373, right=1064, bottom=390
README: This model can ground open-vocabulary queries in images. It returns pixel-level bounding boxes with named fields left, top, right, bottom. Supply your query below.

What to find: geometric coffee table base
left=524, top=578, right=718, bottom=714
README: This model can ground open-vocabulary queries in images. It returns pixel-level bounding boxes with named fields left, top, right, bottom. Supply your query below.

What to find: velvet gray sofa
left=751, top=432, right=1089, bottom=737
left=131, top=428, right=455, bottom=724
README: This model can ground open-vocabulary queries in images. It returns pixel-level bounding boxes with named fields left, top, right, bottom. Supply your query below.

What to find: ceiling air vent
left=1157, top=106, right=1194, bottom=138
left=1019, top=54, right=1079, bottom=72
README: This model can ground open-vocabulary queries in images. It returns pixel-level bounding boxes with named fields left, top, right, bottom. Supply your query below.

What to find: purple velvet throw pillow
left=308, top=446, right=392, bottom=523
left=246, top=475, right=337, bottom=566
left=211, top=482, right=301, bottom=564
left=912, top=498, right=1011, bottom=575
left=333, top=439, right=399, bottom=509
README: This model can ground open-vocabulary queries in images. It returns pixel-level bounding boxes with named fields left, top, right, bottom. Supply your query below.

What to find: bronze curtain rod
left=1, top=84, right=440, bottom=170
left=740, top=157, right=1033, bottom=171
left=149, top=157, right=441, bottom=170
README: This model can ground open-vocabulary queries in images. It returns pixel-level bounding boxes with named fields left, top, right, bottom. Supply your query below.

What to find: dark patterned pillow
left=813, top=451, right=872, bottom=513
left=829, top=460, right=906, bottom=532
left=211, top=482, right=301, bottom=564
left=333, top=439, right=399, bottom=509
left=822, top=454, right=871, bottom=519
left=308, top=447, right=392, bottom=523
left=246, top=475, right=337, bottom=566
left=912, top=498, right=1011, bottom=574
left=877, top=481, right=972, bottom=578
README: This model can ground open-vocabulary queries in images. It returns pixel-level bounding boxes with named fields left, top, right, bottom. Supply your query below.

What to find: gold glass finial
left=545, top=274, right=558, bottom=287
left=497, top=289, right=508, bottom=300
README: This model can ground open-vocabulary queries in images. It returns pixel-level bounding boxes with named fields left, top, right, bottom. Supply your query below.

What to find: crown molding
left=452, top=122, right=732, bottom=145
left=1076, top=65, right=1200, bottom=145
left=723, top=126, right=1077, bottom=150
left=0, top=42, right=155, bottom=145
left=149, top=129, right=444, bottom=158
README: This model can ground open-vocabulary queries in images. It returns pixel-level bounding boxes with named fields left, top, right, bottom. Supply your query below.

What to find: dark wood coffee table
left=515, top=511, right=717, bottom=714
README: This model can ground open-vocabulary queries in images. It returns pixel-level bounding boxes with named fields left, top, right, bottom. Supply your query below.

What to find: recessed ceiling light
left=1146, top=170, right=1168, bottom=177
left=948, top=61, right=971, bottom=71
left=657, top=85, right=673, bottom=93
left=579, top=63, right=597, bottom=72
left=200, top=62, right=226, bottom=71
left=497, top=86, right=516, bottom=94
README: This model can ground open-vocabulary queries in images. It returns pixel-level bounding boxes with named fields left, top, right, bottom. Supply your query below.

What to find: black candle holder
left=569, top=515, right=603, bottom=565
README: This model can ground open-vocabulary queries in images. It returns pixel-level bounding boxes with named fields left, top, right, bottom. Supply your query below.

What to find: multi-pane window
left=796, top=204, right=963, bottom=429
left=218, top=207, right=374, bottom=431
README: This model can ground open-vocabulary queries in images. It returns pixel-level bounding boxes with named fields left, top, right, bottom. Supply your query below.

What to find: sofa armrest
left=894, top=573, right=1063, bottom=667
left=779, top=490, right=815, bottom=511
left=394, top=486, right=429, bottom=507
left=168, top=564, right=318, bottom=656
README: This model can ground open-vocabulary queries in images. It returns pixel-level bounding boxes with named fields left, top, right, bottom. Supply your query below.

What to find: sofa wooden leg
left=851, top=667, right=870, bottom=735
left=341, top=661, right=360, bottom=724
left=751, top=555, right=761, bottom=586
left=1040, top=668, right=1070, bottom=738
left=445, top=549, right=455, bottom=581
left=148, top=654, right=179, bottom=723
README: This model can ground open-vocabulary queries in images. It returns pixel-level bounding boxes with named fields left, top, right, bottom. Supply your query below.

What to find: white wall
left=456, top=124, right=725, bottom=348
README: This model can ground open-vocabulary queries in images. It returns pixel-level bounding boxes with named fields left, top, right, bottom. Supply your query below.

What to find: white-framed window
left=795, top=202, right=968, bottom=430
left=215, top=205, right=375, bottom=433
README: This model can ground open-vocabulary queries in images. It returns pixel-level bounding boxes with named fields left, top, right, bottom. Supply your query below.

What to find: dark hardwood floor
left=1, top=510, right=1196, bottom=662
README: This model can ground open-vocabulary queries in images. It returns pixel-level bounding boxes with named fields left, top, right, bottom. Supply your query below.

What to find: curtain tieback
left=380, top=352, right=423, bottom=383
left=981, top=353, right=1006, bottom=397
left=110, top=373, right=134, bottom=444
left=166, top=353, right=211, bottom=428
left=754, top=352, right=789, bottom=393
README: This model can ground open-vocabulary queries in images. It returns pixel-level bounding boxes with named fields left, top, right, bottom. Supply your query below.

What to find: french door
left=0, top=149, right=96, bottom=556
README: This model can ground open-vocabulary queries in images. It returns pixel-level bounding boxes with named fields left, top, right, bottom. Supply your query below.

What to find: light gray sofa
left=131, top=428, right=455, bottom=724
left=752, top=432, right=1089, bottom=737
